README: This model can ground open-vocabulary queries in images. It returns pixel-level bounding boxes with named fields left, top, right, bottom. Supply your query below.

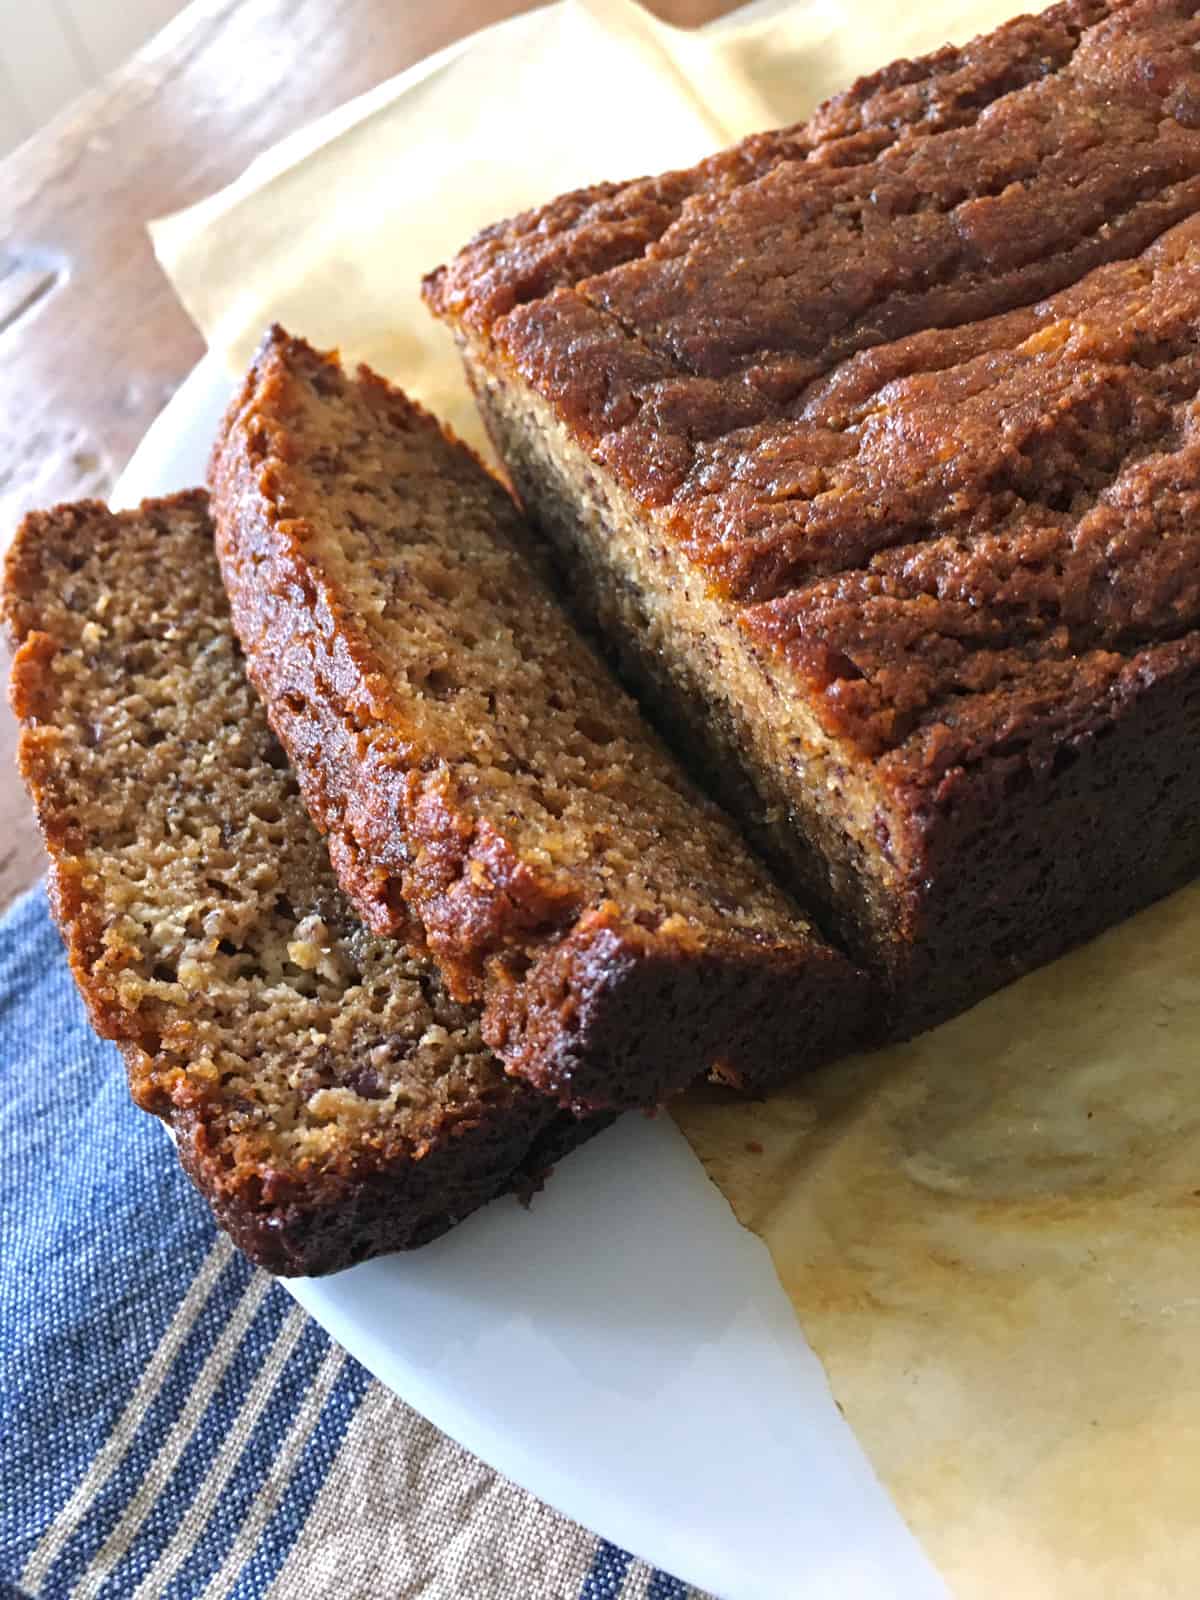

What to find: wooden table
left=0, top=0, right=733, bottom=912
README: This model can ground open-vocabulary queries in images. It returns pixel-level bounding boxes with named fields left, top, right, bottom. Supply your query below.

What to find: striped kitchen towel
left=1, top=887, right=708, bottom=1600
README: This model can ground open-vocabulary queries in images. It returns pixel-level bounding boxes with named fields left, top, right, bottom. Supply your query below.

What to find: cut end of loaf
left=210, top=328, right=873, bottom=1110
left=2, top=491, right=606, bottom=1273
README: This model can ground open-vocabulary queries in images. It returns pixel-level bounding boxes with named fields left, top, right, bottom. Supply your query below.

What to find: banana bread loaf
left=209, top=329, right=868, bottom=1112
left=426, top=0, right=1200, bottom=1032
left=3, top=492, right=607, bottom=1275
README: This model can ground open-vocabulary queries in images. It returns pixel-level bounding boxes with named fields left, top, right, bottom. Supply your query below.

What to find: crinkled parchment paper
left=152, top=4, right=1200, bottom=1592
left=674, top=881, right=1200, bottom=1598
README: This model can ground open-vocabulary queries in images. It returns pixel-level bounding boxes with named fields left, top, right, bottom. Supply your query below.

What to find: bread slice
left=209, top=329, right=868, bottom=1112
left=425, top=0, right=1200, bottom=1033
left=3, top=492, right=607, bottom=1275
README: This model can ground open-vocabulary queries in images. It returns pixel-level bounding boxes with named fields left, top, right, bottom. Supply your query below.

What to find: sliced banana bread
left=209, top=329, right=869, bottom=1113
left=3, top=492, right=607, bottom=1275
left=426, top=0, right=1200, bottom=1032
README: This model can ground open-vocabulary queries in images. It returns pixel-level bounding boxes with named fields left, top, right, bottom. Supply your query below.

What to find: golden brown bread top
left=427, top=0, right=1200, bottom=785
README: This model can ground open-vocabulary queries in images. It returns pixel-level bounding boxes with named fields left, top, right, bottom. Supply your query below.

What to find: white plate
left=114, top=355, right=946, bottom=1600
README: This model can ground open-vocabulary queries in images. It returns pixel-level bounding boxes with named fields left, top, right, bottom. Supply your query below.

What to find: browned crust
left=425, top=0, right=1200, bottom=1035
left=424, top=0, right=1200, bottom=755
left=209, top=329, right=871, bottom=1111
left=889, top=631, right=1200, bottom=1025
left=459, top=342, right=1200, bottom=1033
left=207, top=344, right=596, bottom=967
left=422, top=0, right=1114, bottom=334
left=159, top=1068, right=610, bottom=1277
left=3, top=492, right=611, bottom=1275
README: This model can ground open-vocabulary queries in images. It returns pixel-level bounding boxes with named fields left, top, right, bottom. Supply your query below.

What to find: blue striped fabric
left=1, top=887, right=705, bottom=1600
left=581, top=1543, right=635, bottom=1597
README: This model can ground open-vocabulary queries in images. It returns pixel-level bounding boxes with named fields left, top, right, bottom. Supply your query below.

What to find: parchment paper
left=150, top=0, right=1017, bottom=450
left=674, top=880, right=1200, bottom=1598
left=151, top=4, right=1200, bottom=1592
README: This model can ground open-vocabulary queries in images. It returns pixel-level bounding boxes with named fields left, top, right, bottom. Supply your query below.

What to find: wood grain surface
left=0, top=0, right=735, bottom=912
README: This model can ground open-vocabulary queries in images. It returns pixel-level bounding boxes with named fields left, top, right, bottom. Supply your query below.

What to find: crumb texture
left=210, top=333, right=869, bottom=1109
left=3, top=493, right=590, bottom=1274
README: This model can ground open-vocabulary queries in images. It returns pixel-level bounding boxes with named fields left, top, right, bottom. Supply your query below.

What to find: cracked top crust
left=426, top=0, right=1200, bottom=781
